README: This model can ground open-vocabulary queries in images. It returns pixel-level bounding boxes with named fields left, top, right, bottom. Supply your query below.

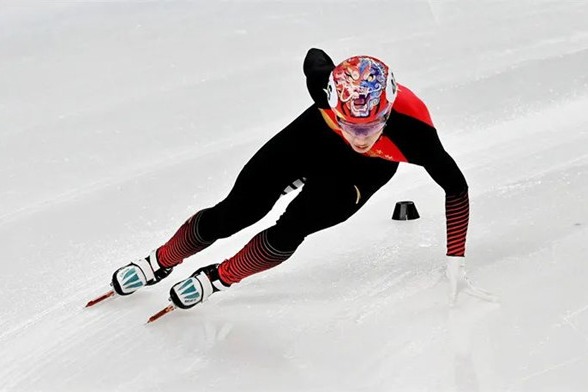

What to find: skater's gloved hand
left=446, top=257, right=498, bottom=307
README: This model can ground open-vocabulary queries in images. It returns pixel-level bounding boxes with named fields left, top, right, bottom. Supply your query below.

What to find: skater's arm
left=420, top=133, right=469, bottom=257
left=303, top=48, right=336, bottom=109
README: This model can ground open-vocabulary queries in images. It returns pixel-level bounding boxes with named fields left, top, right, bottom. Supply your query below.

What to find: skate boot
left=169, top=264, right=230, bottom=309
left=111, top=250, right=173, bottom=296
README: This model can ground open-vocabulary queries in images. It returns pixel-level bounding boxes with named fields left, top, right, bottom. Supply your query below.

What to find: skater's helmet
left=326, top=55, right=397, bottom=137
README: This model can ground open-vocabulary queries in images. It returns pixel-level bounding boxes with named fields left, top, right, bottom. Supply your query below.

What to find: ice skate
left=111, top=250, right=173, bottom=296
left=169, top=264, right=230, bottom=309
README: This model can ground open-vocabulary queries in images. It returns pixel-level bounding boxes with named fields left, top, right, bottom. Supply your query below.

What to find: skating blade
left=85, top=290, right=115, bottom=307
left=146, top=304, right=175, bottom=324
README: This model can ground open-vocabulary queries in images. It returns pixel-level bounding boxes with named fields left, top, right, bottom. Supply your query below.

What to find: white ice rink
left=1, top=1, right=588, bottom=391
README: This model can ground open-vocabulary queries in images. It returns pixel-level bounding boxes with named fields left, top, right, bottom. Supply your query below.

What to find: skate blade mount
left=146, top=304, right=176, bottom=324
left=85, top=290, right=115, bottom=307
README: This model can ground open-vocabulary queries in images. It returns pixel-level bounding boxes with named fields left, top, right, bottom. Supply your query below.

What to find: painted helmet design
left=325, top=55, right=397, bottom=136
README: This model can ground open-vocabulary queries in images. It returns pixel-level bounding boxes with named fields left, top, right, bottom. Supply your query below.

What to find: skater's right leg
left=112, top=106, right=319, bottom=296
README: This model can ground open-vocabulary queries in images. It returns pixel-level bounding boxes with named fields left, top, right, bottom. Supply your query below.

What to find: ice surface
left=1, top=1, right=588, bottom=391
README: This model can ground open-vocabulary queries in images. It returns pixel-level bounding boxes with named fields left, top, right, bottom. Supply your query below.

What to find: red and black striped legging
left=156, top=106, right=399, bottom=285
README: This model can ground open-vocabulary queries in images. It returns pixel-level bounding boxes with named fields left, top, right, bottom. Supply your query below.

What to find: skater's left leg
left=167, top=178, right=372, bottom=308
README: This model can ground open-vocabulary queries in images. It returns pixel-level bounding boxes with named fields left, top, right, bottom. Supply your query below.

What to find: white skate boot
left=169, top=264, right=230, bottom=309
left=111, top=250, right=173, bottom=296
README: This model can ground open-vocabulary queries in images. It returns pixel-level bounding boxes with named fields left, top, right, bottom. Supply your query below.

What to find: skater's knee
left=266, top=225, right=305, bottom=252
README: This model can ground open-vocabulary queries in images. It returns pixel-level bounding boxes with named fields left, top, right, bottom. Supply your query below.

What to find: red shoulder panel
left=393, top=84, right=434, bottom=128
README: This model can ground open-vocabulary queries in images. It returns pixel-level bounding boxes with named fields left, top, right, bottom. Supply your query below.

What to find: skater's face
left=336, top=109, right=389, bottom=153
left=340, top=125, right=384, bottom=153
